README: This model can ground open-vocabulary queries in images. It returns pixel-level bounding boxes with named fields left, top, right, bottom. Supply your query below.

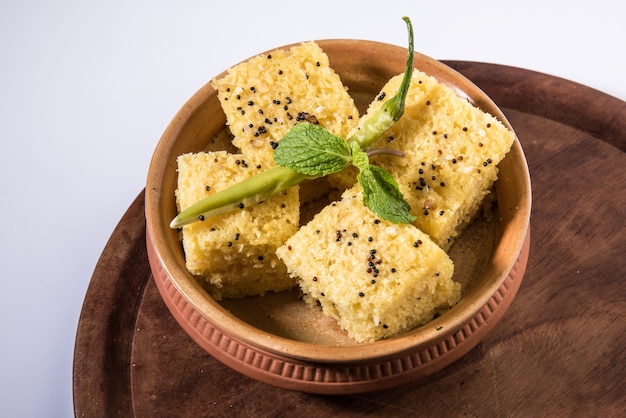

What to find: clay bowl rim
left=145, top=38, right=532, bottom=364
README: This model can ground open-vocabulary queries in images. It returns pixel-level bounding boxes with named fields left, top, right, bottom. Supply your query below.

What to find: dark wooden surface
left=73, top=62, right=626, bottom=417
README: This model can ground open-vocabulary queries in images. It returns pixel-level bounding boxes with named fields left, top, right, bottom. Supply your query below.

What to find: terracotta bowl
left=145, top=39, right=532, bottom=394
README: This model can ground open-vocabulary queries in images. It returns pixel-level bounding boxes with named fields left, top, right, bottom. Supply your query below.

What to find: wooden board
left=73, top=62, right=626, bottom=417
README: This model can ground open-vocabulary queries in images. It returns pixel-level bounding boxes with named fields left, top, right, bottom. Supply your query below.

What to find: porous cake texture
left=336, top=70, right=516, bottom=250
left=212, top=41, right=360, bottom=167
left=277, top=186, right=460, bottom=343
left=176, top=151, right=299, bottom=300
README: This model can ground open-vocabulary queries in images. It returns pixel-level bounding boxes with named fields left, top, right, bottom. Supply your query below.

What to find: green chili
left=170, top=16, right=414, bottom=229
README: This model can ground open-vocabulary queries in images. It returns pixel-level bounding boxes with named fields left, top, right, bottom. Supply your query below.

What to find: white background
left=1, top=1, right=624, bottom=416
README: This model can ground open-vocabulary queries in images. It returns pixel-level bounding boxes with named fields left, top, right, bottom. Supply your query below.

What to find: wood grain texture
left=73, top=62, right=626, bottom=417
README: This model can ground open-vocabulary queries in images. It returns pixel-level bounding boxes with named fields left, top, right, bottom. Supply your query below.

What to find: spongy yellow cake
left=212, top=41, right=360, bottom=168
left=176, top=43, right=513, bottom=341
left=176, top=151, right=299, bottom=299
left=276, top=186, right=460, bottom=343
left=335, top=70, right=516, bottom=250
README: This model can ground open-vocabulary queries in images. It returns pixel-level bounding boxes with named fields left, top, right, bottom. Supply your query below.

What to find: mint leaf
left=358, top=165, right=417, bottom=224
left=274, top=122, right=351, bottom=176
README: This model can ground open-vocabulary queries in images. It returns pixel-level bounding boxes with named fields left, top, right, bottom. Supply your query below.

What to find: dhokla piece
left=276, top=187, right=460, bottom=343
left=176, top=151, right=299, bottom=300
left=212, top=41, right=360, bottom=168
left=338, top=70, right=516, bottom=250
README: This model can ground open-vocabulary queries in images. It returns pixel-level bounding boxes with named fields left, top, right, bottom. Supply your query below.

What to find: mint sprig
left=276, top=129, right=416, bottom=224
